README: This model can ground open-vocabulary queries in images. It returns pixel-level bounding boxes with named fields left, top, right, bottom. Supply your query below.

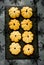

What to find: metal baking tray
left=5, top=6, right=39, bottom=60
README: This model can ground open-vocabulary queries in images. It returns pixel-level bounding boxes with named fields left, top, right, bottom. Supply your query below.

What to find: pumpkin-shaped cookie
left=10, top=31, right=21, bottom=42
left=21, top=19, right=32, bottom=30
left=9, top=19, right=20, bottom=30
left=9, top=7, right=20, bottom=18
left=22, top=31, right=34, bottom=43
left=23, top=44, right=34, bottom=55
left=9, top=42, right=21, bottom=55
left=21, top=7, right=33, bottom=18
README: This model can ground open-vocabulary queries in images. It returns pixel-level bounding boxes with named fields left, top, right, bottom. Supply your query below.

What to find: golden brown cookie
left=22, top=31, right=34, bottom=43
left=9, top=42, right=21, bottom=55
left=9, top=7, right=20, bottom=18
left=9, top=19, right=20, bottom=30
left=21, top=19, right=32, bottom=30
left=21, top=6, right=33, bottom=18
left=10, top=31, right=21, bottom=42
left=23, top=44, right=34, bottom=56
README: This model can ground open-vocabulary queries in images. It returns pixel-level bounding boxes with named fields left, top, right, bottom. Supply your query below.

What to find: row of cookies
left=9, top=42, right=34, bottom=56
left=10, top=31, right=34, bottom=43
left=9, top=7, right=33, bottom=18
left=9, top=19, right=32, bottom=31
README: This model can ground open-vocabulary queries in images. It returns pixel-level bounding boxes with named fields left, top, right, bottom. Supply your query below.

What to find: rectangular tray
left=5, top=6, right=39, bottom=60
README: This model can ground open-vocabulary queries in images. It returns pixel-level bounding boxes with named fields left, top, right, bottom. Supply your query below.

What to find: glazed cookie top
left=9, top=19, right=20, bottom=30
left=10, top=31, right=21, bottom=42
left=9, top=42, right=21, bottom=55
left=21, top=19, right=32, bottom=30
left=21, top=6, right=33, bottom=18
left=9, top=7, right=20, bottom=18
left=22, top=31, right=34, bottom=43
left=23, top=44, right=34, bottom=55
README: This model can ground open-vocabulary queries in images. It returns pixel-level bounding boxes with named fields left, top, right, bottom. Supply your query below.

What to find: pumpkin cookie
left=9, top=19, right=20, bottom=30
left=22, top=31, right=34, bottom=43
left=9, top=42, right=21, bottom=55
left=23, top=44, right=34, bottom=56
left=9, top=7, right=20, bottom=18
left=21, top=19, right=32, bottom=30
left=10, top=31, right=21, bottom=42
left=21, top=6, right=33, bottom=18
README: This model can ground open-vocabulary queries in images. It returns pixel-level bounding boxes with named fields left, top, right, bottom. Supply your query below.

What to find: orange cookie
left=21, top=6, right=33, bottom=18
left=9, top=7, right=20, bottom=18
left=23, top=44, right=34, bottom=55
left=9, top=42, right=21, bottom=55
left=10, top=31, right=21, bottom=42
left=21, top=19, right=32, bottom=30
left=9, top=19, right=20, bottom=30
left=22, top=31, right=34, bottom=43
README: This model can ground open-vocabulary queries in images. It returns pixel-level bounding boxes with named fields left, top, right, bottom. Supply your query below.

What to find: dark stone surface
left=0, top=0, right=44, bottom=65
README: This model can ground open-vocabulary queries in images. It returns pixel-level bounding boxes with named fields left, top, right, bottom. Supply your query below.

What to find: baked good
left=21, top=6, right=33, bottom=18
left=21, top=19, right=32, bottom=30
left=10, top=31, right=21, bottom=42
left=9, top=19, right=20, bottom=30
left=9, top=7, right=20, bottom=18
left=23, top=44, right=34, bottom=55
left=22, top=31, right=34, bottom=43
left=9, top=42, right=21, bottom=55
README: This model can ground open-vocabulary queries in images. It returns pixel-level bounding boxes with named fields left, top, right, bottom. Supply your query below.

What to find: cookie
left=10, top=31, right=21, bottom=42
left=22, top=31, right=34, bottom=43
left=9, top=7, right=20, bottom=18
left=9, top=19, right=20, bottom=30
left=21, top=19, right=32, bottom=30
left=23, top=44, right=34, bottom=56
left=9, top=42, right=21, bottom=55
left=21, top=6, right=33, bottom=18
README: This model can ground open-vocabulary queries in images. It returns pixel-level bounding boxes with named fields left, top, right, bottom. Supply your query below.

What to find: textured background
left=0, top=0, right=44, bottom=65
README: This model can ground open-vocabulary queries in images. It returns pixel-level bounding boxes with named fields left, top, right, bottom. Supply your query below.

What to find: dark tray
left=5, top=6, right=39, bottom=60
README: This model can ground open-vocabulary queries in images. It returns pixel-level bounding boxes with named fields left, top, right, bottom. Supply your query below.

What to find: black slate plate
left=5, top=6, right=39, bottom=60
